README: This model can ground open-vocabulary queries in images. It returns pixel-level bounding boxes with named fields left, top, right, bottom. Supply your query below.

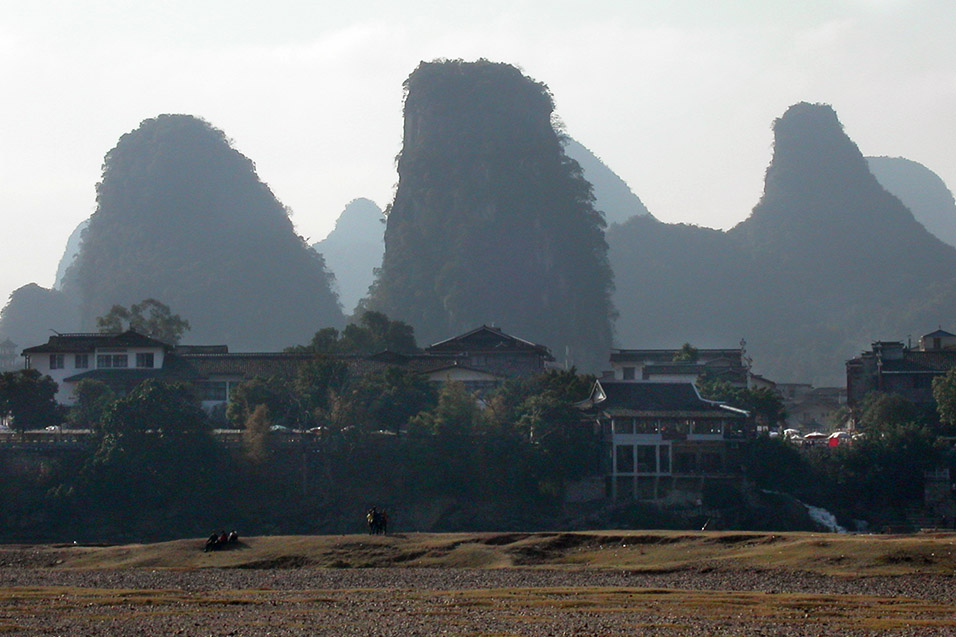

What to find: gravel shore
left=2, top=566, right=955, bottom=636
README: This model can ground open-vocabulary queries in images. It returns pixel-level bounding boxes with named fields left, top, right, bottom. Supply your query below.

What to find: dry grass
left=10, top=530, right=955, bottom=576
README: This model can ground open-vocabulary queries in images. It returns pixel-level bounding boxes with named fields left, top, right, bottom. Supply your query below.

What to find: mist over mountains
left=311, top=198, right=384, bottom=314
left=562, top=139, right=652, bottom=225
left=1, top=114, right=344, bottom=351
left=611, top=102, right=956, bottom=385
left=867, top=156, right=956, bottom=248
left=3, top=63, right=956, bottom=387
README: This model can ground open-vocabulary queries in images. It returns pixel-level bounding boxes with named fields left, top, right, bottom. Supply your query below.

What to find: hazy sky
left=2, top=0, right=954, bottom=313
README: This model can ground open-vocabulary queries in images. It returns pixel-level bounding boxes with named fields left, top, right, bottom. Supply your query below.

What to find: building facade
left=579, top=380, right=751, bottom=501
left=606, top=343, right=773, bottom=391
left=846, top=329, right=956, bottom=411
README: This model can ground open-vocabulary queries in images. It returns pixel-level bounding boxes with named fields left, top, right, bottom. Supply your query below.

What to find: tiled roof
left=587, top=381, right=747, bottom=418
left=174, top=344, right=229, bottom=355
left=63, top=368, right=174, bottom=383
left=610, top=349, right=742, bottom=363
left=922, top=329, right=956, bottom=339
left=882, top=351, right=956, bottom=373
left=175, top=352, right=320, bottom=378
left=22, top=330, right=170, bottom=354
left=426, top=326, right=554, bottom=360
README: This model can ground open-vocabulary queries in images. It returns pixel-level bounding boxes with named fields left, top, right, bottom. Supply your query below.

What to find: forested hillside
left=612, top=102, right=956, bottom=385
left=366, top=60, right=614, bottom=370
left=59, top=114, right=343, bottom=349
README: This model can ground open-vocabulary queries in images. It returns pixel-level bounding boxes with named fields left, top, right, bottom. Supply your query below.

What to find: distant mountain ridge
left=56, top=114, right=343, bottom=349
left=611, top=102, right=956, bottom=385
left=866, top=156, right=956, bottom=248
left=562, top=138, right=652, bottom=224
left=312, top=198, right=384, bottom=314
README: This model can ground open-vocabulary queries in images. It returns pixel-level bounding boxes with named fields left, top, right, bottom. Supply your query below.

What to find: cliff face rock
left=53, top=219, right=89, bottom=290
left=563, top=138, right=652, bottom=225
left=366, top=60, right=614, bottom=370
left=867, top=156, right=956, bottom=248
left=611, top=102, right=956, bottom=385
left=62, top=114, right=343, bottom=349
left=313, top=198, right=384, bottom=315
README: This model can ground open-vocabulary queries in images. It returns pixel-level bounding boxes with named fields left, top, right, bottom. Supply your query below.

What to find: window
left=197, top=381, right=227, bottom=402
left=75, top=354, right=89, bottom=369
left=50, top=354, right=64, bottom=370
left=613, top=418, right=634, bottom=434
left=136, top=352, right=155, bottom=368
left=615, top=476, right=635, bottom=500
left=615, top=444, right=634, bottom=473
left=693, top=420, right=723, bottom=435
left=674, top=452, right=697, bottom=473
left=622, top=366, right=636, bottom=380
left=97, top=354, right=128, bottom=368
left=658, top=446, right=671, bottom=473
left=636, top=445, right=657, bottom=473
left=701, top=453, right=723, bottom=473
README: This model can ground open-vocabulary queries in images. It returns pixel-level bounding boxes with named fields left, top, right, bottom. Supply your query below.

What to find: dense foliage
left=0, top=369, right=63, bottom=432
left=290, top=311, right=418, bottom=356
left=366, top=60, right=614, bottom=371
left=4, top=368, right=600, bottom=541
left=610, top=102, right=956, bottom=385
left=61, top=114, right=343, bottom=350
left=96, top=298, right=190, bottom=344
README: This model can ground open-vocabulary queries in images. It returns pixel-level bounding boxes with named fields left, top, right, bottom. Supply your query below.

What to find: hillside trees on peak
left=61, top=114, right=343, bottom=350
left=365, top=60, right=614, bottom=371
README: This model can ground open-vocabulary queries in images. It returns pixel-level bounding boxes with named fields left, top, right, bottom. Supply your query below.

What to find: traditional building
left=422, top=325, right=554, bottom=378
left=21, top=331, right=173, bottom=405
left=578, top=380, right=751, bottom=501
left=846, top=329, right=956, bottom=410
left=606, top=343, right=773, bottom=391
left=776, top=383, right=846, bottom=430
left=20, top=325, right=554, bottom=410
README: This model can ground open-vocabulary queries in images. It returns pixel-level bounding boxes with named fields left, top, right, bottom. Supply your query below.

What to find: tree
left=673, top=343, right=699, bottom=362
left=697, top=377, right=786, bottom=429
left=67, top=378, right=115, bottom=431
left=242, top=404, right=272, bottom=466
left=932, top=367, right=956, bottom=434
left=79, top=380, right=217, bottom=528
left=101, top=379, right=207, bottom=438
left=409, top=381, right=482, bottom=438
left=349, top=366, right=436, bottom=434
left=856, top=391, right=929, bottom=432
left=97, top=298, right=190, bottom=345
left=291, top=311, right=418, bottom=355
left=226, top=375, right=298, bottom=429
left=0, top=369, right=63, bottom=432
left=293, top=356, right=350, bottom=427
